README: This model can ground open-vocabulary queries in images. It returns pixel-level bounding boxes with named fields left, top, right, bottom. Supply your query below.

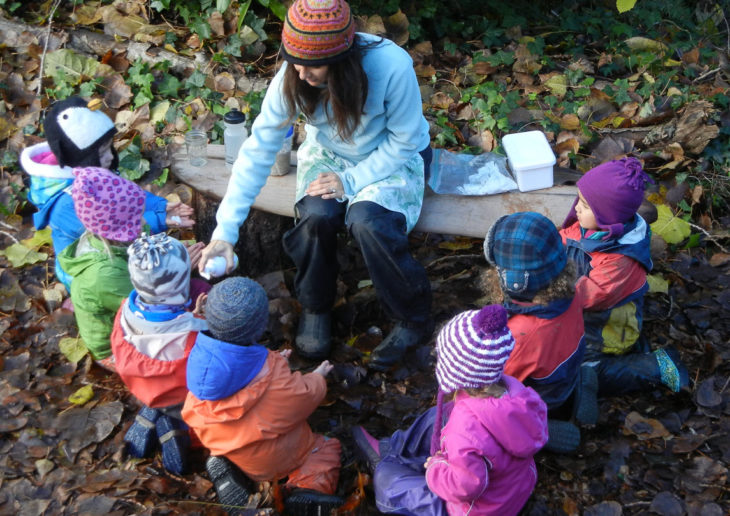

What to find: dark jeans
left=282, top=147, right=432, bottom=326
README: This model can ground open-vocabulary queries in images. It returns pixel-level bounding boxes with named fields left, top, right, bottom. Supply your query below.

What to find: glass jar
left=271, top=126, right=294, bottom=176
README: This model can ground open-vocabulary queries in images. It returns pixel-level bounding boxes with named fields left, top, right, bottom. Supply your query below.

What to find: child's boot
left=206, top=455, right=252, bottom=510
left=572, top=365, right=599, bottom=426
left=124, top=406, right=161, bottom=458
left=156, top=414, right=191, bottom=475
left=594, top=347, right=689, bottom=396
left=351, top=426, right=382, bottom=473
left=283, top=488, right=344, bottom=516
left=544, top=419, right=581, bottom=454
left=654, top=347, right=689, bottom=393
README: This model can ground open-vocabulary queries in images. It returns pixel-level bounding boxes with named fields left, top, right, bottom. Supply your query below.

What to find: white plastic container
left=223, top=109, right=247, bottom=170
left=502, top=131, right=556, bottom=192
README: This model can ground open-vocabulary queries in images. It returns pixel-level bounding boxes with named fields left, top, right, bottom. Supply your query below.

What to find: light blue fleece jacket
left=212, top=33, right=431, bottom=244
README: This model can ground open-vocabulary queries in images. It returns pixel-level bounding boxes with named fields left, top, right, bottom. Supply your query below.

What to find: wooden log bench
left=171, top=144, right=578, bottom=240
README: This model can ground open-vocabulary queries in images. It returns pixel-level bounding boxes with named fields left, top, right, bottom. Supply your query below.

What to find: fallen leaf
left=0, top=243, right=48, bottom=268
left=213, top=72, right=236, bottom=95
left=69, top=385, right=95, bottom=406
left=560, top=114, right=581, bottom=130
left=651, top=205, right=691, bottom=244
left=709, top=253, right=730, bottom=267
left=647, top=274, right=669, bottom=294
left=383, top=10, right=409, bottom=47
left=622, top=411, right=670, bottom=440
left=150, top=101, right=170, bottom=125
left=624, top=36, right=668, bottom=54
left=102, top=74, right=133, bottom=109
left=543, top=74, right=568, bottom=97
left=56, top=401, right=124, bottom=460
left=20, top=228, right=52, bottom=251
left=649, top=492, right=683, bottom=516
left=691, top=185, right=703, bottom=205
left=429, top=91, right=454, bottom=110
left=59, top=337, right=89, bottom=364
left=35, top=459, right=54, bottom=480
left=0, top=116, right=18, bottom=142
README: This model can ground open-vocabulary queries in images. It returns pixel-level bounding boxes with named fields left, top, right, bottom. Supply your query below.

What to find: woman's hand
left=185, top=241, right=206, bottom=270
left=305, top=172, right=344, bottom=200
left=166, top=202, right=195, bottom=228
left=199, top=239, right=235, bottom=274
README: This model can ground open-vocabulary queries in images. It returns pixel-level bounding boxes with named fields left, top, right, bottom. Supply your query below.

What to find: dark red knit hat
left=281, top=0, right=356, bottom=66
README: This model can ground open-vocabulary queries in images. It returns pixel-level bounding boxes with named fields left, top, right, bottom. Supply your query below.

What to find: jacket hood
left=186, top=332, right=269, bottom=401
left=20, top=142, right=75, bottom=179
left=57, top=236, right=129, bottom=279
left=467, top=375, right=548, bottom=458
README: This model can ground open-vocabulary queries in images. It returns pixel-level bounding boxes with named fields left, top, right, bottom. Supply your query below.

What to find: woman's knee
left=296, top=196, right=345, bottom=229
left=347, top=202, right=406, bottom=242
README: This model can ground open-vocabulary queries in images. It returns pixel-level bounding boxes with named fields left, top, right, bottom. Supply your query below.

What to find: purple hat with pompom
left=430, top=304, right=515, bottom=455
left=71, top=166, right=146, bottom=242
left=563, top=157, right=654, bottom=239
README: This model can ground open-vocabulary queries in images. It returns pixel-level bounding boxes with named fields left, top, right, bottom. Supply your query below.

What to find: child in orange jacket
left=181, top=277, right=344, bottom=513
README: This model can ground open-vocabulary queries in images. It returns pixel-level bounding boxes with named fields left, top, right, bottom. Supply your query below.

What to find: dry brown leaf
left=560, top=114, right=581, bottom=130
left=102, top=74, right=133, bottom=110
left=100, top=4, right=167, bottom=45
left=383, top=10, right=409, bottom=47
left=213, top=72, right=236, bottom=96
left=409, top=41, right=433, bottom=60
left=362, top=14, right=387, bottom=36
left=709, top=253, right=730, bottom=267
left=555, top=138, right=580, bottom=160
left=415, top=64, right=436, bottom=78
left=467, top=129, right=495, bottom=152
left=681, top=47, right=700, bottom=65
left=513, top=72, right=534, bottom=87
left=568, top=56, right=595, bottom=74
left=0, top=116, right=18, bottom=143
left=114, top=103, right=150, bottom=135
left=208, top=11, right=225, bottom=37
left=622, top=411, right=670, bottom=440
left=71, top=3, right=104, bottom=25
left=186, top=33, right=202, bottom=49
left=620, top=101, right=639, bottom=118
left=698, top=213, right=712, bottom=230
left=512, top=43, right=541, bottom=74
left=429, top=91, right=454, bottom=110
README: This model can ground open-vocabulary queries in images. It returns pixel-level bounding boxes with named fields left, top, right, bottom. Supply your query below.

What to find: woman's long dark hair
left=282, top=35, right=375, bottom=142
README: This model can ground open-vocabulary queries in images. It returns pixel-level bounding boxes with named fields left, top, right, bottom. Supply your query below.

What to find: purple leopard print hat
left=71, top=166, right=145, bottom=242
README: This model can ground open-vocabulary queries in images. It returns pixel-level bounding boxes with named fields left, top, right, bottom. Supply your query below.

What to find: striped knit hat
left=127, top=233, right=191, bottom=306
left=430, top=304, right=515, bottom=455
left=281, top=0, right=356, bottom=66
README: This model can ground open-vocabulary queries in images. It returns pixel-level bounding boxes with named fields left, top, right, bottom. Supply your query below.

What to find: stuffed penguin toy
left=44, top=96, right=118, bottom=169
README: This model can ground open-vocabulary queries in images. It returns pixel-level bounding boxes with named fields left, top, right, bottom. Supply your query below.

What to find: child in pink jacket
left=358, top=305, right=548, bottom=515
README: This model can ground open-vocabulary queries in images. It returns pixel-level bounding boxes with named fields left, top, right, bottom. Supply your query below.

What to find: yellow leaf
left=69, top=385, right=94, bottom=406
left=0, top=116, right=18, bottom=142
left=59, top=337, right=89, bottom=364
left=0, top=243, right=48, bottom=267
left=150, top=101, right=170, bottom=125
left=650, top=204, right=691, bottom=244
left=21, top=228, right=53, bottom=251
left=624, top=36, right=668, bottom=54
left=543, top=74, right=567, bottom=97
left=663, top=58, right=682, bottom=67
left=647, top=274, right=669, bottom=294
left=667, top=87, right=682, bottom=96
left=438, top=239, right=476, bottom=251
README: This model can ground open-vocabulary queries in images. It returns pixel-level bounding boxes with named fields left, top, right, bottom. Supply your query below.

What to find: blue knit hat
left=205, top=277, right=269, bottom=346
left=484, top=212, right=566, bottom=301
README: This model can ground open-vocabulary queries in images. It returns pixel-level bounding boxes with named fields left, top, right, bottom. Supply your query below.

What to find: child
left=58, top=166, right=147, bottom=371
left=20, top=96, right=193, bottom=290
left=111, top=233, right=209, bottom=474
left=359, top=304, right=548, bottom=515
left=181, top=277, right=345, bottom=513
left=484, top=211, right=597, bottom=453
left=560, top=158, right=688, bottom=394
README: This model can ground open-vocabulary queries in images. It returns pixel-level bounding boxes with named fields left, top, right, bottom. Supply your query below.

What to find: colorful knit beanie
left=430, top=304, right=515, bottom=455
left=205, top=277, right=269, bottom=346
left=71, top=166, right=145, bottom=242
left=484, top=212, right=567, bottom=301
left=127, top=233, right=191, bottom=306
left=562, top=157, right=654, bottom=239
left=44, top=96, right=118, bottom=169
left=281, top=0, right=356, bottom=66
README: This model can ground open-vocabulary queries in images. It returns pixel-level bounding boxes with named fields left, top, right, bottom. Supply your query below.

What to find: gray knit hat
left=206, top=277, right=269, bottom=345
left=127, top=233, right=191, bottom=306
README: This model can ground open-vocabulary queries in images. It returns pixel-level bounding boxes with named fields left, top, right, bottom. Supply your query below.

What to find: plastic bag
left=428, top=149, right=517, bottom=195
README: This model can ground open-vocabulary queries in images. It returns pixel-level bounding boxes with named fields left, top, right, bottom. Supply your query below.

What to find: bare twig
left=688, top=222, right=729, bottom=253
left=0, top=230, right=19, bottom=244
left=37, top=0, right=63, bottom=97
left=692, top=67, right=721, bottom=84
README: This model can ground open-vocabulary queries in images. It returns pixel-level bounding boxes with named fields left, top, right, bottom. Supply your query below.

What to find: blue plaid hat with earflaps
left=484, top=212, right=567, bottom=301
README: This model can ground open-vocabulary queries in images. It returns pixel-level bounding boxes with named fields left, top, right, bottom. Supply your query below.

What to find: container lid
left=224, top=109, right=246, bottom=124
left=502, top=131, right=556, bottom=169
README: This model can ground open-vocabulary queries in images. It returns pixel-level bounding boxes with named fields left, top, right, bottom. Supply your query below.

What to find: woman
left=200, top=0, right=433, bottom=369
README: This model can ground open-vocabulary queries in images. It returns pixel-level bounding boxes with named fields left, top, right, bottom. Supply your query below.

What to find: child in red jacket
left=182, top=277, right=344, bottom=514
left=111, top=233, right=209, bottom=475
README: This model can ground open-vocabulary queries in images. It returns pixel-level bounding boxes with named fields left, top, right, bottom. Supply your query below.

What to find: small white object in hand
left=201, top=255, right=239, bottom=280
left=170, top=215, right=182, bottom=225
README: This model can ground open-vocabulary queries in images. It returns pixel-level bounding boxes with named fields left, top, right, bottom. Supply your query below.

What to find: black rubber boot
left=295, top=311, right=332, bottom=360
left=351, top=426, right=382, bottom=473
left=284, top=488, right=344, bottom=516
left=368, top=323, right=433, bottom=371
left=544, top=419, right=581, bottom=454
left=206, top=455, right=253, bottom=510
left=124, top=406, right=161, bottom=459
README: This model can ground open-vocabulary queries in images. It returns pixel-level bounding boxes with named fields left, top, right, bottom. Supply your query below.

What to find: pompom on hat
left=484, top=212, right=567, bottom=301
left=71, top=167, right=145, bottom=242
left=44, top=96, right=118, bottom=169
left=127, top=233, right=191, bottom=306
left=430, top=304, right=515, bottom=455
left=562, top=157, right=655, bottom=239
left=281, top=0, right=356, bottom=66
left=205, top=277, right=269, bottom=346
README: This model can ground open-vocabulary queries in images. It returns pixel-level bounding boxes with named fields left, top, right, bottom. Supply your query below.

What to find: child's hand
left=313, top=360, right=333, bottom=377
left=279, top=349, right=292, bottom=360
left=185, top=241, right=206, bottom=270
left=166, top=202, right=195, bottom=228
left=193, top=293, right=207, bottom=317
left=424, top=451, right=443, bottom=469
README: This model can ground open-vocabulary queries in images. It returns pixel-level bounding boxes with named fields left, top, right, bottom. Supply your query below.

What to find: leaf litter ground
left=1, top=203, right=730, bottom=515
